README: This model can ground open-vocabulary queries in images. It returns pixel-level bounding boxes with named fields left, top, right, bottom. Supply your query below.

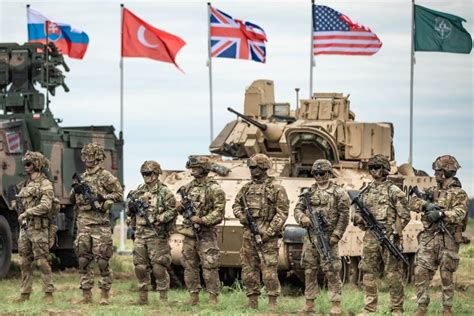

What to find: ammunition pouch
left=454, top=227, right=463, bottom=244
left=176, top=226, right=194, bottom=238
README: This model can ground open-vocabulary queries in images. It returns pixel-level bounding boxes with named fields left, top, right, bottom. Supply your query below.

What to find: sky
left=0, top=0, right=473, bottom=196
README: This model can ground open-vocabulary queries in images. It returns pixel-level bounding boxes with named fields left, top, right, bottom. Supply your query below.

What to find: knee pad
left=78, top=256, right=90, bottom=271
left=97, top=258, right=109, bottom=272
left=36, top=258, right=51, bottom=273
left=135, top=264, right=148, bottom=280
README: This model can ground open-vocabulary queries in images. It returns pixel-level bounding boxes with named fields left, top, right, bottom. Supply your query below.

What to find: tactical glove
left=238, top=214, right=248, bottom=225
left=96, top=194, right=106, bottom=203
left=426, top=209, right=443, bottom=223
left=300, top=216, right=311, bottom=228
left=423, top=202, right=438, bottom=212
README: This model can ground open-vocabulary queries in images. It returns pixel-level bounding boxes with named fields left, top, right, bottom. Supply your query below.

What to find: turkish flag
left=121, top=8, right=186, bottom=71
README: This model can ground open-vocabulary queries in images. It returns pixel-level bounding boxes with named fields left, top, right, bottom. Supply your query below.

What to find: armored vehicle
left=163, top=79, right=433, bottom=283
left=0, top=43, right=123, bottom=278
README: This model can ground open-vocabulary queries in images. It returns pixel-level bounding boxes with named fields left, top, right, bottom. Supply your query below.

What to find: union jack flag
left=210, top=6, right=267, bottom=63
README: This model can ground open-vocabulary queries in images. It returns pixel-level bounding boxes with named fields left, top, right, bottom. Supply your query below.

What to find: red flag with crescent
left=121, top=8, right=186, bottom=71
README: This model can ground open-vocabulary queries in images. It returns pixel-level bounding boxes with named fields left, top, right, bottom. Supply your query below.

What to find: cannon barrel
left=228, top=107, right=267, bottom=131
left=227, top=107, right=283, bottom=142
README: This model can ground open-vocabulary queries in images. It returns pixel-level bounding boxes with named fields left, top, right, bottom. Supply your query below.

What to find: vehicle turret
left=227, top=107, right=284, bottom=142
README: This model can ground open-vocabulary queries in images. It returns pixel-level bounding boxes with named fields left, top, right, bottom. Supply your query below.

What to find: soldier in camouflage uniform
left=15, top=151, right=56, bottom=303
left=70, top=142, right=123, bottom=305
left=177, top=156, right=226, bottom=305
left=294, top=159, right=350, bottom=315
left=410, top=155, right=468, bottom=316
left=127, top=160, right=177, bottom=305
left=353, top=155, right=410, bottom=315
left=232, top=154, right=289, bottom=311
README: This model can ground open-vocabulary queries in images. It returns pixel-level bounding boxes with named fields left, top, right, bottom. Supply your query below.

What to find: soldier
left=177, top=156, right=225, bottom=305
left=353, top=154, right=410, bottom=315
left=15, top=151, right=56, bottom=303
left=410, top=155, right=468, bottom=316
left=232, top=153, right=289, bottom=311
left=127, top=160, right=177, bottom=305
left=70, top=142, right=123, bottom=305
left=294, top=159, right=350, bottom=314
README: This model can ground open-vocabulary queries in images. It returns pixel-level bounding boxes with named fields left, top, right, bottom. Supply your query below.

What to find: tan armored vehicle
left=163, top=79, right=433, bottom=283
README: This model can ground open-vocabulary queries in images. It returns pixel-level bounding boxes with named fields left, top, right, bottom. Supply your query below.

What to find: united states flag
left=313, top=5, right=382, bottom=55
left=210, top=6, right=267, bottom=63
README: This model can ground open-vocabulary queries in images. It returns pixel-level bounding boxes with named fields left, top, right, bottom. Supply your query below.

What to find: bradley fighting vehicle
left=0, top=43, right=123, bottom=278
left=163, top=79, right=434, bottom=283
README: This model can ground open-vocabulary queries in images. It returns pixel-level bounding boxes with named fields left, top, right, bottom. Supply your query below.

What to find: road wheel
left=0, top=215, right=12, bottom=279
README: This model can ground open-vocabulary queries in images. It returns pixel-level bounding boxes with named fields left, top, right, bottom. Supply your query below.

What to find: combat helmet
left=311, top=159, right=335, bottom=177
left=186, top=156, right=212, bottom=172
left=22, top=151, right=50, bottom=171
left=432, top=155, right=460, bottom=173
left=81, top=142, right=106, bottom=162
left=140, top=160, right=162, bottom=175
left=247, top=153, right=272, bottom=170
left=368, top=154, right=391, bottom=174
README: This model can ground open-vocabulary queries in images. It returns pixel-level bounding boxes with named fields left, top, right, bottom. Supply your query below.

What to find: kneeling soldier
left=294, top=159, right=349, bottom=314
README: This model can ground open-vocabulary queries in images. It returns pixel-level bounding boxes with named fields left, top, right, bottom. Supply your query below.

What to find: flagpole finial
left=120, top=3, right=124, bottom=7
left=26, top=4, right=30, bottom=8
left=207, top=2, right=211, bottom=5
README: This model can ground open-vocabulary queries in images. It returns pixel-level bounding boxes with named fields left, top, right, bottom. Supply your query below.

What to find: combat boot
left=100, top=289, right=110, bottom=305
left=268, top=296, right=278, bottom=311
left=209, top=294, right=219, bottom=305
left=300, top=299, right=315, bottom=313
left=159, top=290, right=167, bottom=303
left=14, top=293, right=30, bottom=302
left=44, top=292, right=54, bottom=304
left=80, top=289, right=92, bottom=304
left=187, top=292, right=199, bottom=305
left=413, top=304, right=428, bottom=316
left=443, top=306, right=452, bottom=316
left=330, top=301, right=341, bottom=315
left=242, top=295, right=258, bottom=309
left=134, top=291, right=148, bottom=305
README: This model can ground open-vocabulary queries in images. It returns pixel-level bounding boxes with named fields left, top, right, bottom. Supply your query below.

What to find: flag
left=414, top=5, right=472, bottom=54
left=27, top=8, right=89, bottom=59
left=121, top=8, right=186, bottom=71
left=312, top=5, right=382, bottom=55
left=210, top=6, right=267, bottom=63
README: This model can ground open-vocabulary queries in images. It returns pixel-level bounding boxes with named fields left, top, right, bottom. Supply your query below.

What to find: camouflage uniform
left=70, top=143, right=123, bottom=304
left=232, top=154, right=289, bottom=309
left=178, top=156, right=226, bottom=304
left=294, top=160, right=350, bottom=311
left=409, top=155, right=468, bottom=316
left=16, top=151, right=56, bottom=302
left=354, top=155, right=410, bottom=314
left=127, top=160, right=177, bottom=304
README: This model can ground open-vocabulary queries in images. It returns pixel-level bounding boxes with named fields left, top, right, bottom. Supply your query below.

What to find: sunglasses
left=141, top=171, right=153, bottom=177
left=368, top=165, right=382, bottom=171
left=24, top=162, right=33, bottom=167
left=313, top=171, right=327, bottom=177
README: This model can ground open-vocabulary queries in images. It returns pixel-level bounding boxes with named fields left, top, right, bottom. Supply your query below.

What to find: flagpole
left=408, top=0, right=415, bottom=165
left=309, top=0, right=315, bottom=98
left=120, top=4, right=124, bottom=137
left=207, top=2, right=214, bottom=142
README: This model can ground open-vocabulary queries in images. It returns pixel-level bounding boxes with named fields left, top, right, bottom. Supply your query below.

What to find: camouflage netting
left=186, top=156, right=212, bottom=171
left=140, top=160, right=162, bottom=175
left=81, top=142, right=106, bottom=162
left=432, top=155, right=461, bottom=172
left=22, top=151, right=50, bottom=171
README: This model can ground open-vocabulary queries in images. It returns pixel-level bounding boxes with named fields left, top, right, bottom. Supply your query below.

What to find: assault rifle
left=72, top=173, right=101, bottom=212
left=300, top=191, right=332, bottom=264
left=177, top=187, right=201, bottom=244
left=13, top=187, right=28, bottom=235
left=352, top=196, right=409, bottom=265
left=127, top=197, right=160, bottom=238
left=241, top=197, right=266, bottom=264
left=409, top=186, right=454, bottom=241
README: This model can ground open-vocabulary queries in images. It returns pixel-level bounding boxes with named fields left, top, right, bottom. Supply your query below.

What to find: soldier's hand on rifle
left=353, top=213, right=365, bottom=225
left=18, top=212, right=27, bottom=222
left=96, top=194, right=106, bottom=203
left=260, top=230, right=271, bottom=242
left=426, top=209, right=443, bottom=223
left=300, top=215, right=311, bottom=228
left=72, top=182, right=81, bottom=194
left=329, top=235, right=339, bottom=246
left=423, top=202, right=438, bottom=212
left=237, top=214, right=248, bottom=225
left=191, top=216, right=203, bottom=224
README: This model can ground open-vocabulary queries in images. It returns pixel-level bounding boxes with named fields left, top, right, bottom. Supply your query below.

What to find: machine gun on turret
left=227, top=107, right=283, bottom=142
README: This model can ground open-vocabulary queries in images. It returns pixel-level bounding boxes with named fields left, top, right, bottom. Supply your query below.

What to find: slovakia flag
left=27, top=8, right=89, bottom=59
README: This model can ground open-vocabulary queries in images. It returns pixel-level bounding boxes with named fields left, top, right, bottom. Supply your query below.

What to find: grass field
left=1, top=222, right=473, bottom=315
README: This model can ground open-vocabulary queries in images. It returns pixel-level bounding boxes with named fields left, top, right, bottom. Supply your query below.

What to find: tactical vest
left=242, top=177, right=276, bottom=222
